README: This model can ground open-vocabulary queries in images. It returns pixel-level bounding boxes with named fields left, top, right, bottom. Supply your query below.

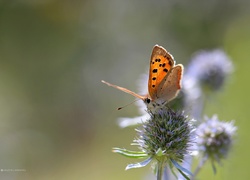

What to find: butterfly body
left=102, top=45, right=183, bottom=112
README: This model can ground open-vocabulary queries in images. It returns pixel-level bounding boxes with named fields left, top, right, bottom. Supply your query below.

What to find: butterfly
left=102, top=44, right=183, bottom=111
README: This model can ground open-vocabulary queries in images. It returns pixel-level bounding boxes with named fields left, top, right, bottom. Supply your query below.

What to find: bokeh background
left=0, top=0, right=250, bottom=179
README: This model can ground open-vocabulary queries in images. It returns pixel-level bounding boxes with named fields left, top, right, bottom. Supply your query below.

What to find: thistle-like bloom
left=136, top=110, right=193, bottom=161
left=185, top=49, right=233, bottom=92
left=195, top=115, right=237, bottom=173
left=114, top=108, right=195, bottom=179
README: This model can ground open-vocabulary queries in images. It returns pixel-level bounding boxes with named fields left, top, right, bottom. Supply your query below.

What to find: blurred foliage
left=0, top=0, right=250, bottom=179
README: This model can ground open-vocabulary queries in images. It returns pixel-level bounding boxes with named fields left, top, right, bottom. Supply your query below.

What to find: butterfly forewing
left=148, top=45, right=175, bottom=100
left=156, top=64, right=183, bottom=103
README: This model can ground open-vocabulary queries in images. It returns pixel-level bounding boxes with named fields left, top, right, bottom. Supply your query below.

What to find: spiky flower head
left=135, top=109, right=194, bottom=166
left=185, top=49, right=233, bottom=92
left=114, top=108, right=195, bottom=179
left=196, top=115, right=237, bottom=163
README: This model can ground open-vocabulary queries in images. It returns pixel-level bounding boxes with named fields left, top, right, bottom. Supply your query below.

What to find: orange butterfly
left=102, top=45, right=183, bottom=111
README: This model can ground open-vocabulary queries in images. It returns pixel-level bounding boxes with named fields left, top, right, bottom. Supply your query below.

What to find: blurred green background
left=0, top=0, right=249, bottom=179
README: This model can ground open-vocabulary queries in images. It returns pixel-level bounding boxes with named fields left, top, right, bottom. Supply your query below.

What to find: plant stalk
left=157, top=160, right=164, bottom=180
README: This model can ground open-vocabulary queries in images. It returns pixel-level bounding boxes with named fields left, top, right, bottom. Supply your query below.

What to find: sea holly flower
left=114, top=108, right=195, bottom=180
left=194, top=115, right=237, bottom=174
left=185, top=49, right=233, bottom=93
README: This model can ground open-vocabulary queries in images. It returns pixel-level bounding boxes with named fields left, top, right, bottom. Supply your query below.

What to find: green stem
left=157, top=160, right=164, bottom=180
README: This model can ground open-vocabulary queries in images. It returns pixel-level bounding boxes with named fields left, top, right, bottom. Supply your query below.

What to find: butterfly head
left=143, top=97, right=166, bottom=112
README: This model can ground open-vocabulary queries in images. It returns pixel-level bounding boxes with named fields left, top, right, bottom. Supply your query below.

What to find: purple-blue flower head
left=185, top=49, right=233, bottom=91
left=196, top=115, right=237, bottom=162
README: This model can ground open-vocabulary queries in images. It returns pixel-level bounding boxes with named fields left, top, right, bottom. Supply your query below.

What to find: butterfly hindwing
left=148, top=45, right=175, bottom=100
left=156, top=64, right=183, bottom=103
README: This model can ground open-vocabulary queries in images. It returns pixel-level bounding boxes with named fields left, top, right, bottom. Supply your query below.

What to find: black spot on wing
left=152, top=69, right=157, bottom=73
left=163, top=68, right=168, bottom=73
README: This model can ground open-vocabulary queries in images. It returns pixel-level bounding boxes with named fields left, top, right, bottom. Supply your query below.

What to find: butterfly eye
left=145, top=98, right=151, bottom=104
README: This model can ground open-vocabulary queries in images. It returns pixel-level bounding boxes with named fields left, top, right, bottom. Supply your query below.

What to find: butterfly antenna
left=117, top=99, right=139, bottom=110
